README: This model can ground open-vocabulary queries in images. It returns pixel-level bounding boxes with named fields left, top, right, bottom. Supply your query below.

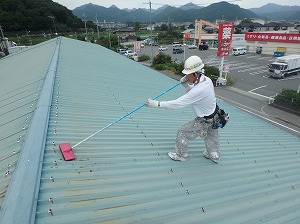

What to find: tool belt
left=212, top=107, right=229, bottom=129
left=203, top=105, right=219, bottom=120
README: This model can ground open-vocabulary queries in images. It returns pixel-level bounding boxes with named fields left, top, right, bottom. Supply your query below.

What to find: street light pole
left=26, top=30, right=32, bottom=45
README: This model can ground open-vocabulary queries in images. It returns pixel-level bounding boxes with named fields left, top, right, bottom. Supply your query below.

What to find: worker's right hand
left=180, top=75, right=189, bottom=87
left=144, top=98, right=159, bottom=108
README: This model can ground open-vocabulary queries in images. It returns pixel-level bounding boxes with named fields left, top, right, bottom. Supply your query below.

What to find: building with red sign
left=244, top=32, right=300, bottom=55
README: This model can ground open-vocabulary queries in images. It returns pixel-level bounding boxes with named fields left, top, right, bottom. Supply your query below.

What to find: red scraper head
left=59, top=143, right=76, bottom=161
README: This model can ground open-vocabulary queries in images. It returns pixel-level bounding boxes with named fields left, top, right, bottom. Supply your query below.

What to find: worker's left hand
left=145, top=98, right=159, bottom=108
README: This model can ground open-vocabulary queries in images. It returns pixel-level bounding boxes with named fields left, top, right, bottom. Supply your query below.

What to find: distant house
left=125, top=34, right=138, bottom=42
left=115, top=28, right=136, bottom=41
left=264, top=22, right=296, bottom=32
left=235, top=22, right=265, bottom=33
left=235, top=22, right=296, bottom=33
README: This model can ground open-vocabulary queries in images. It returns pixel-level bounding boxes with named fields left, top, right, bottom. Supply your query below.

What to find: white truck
left=268, top=55, right=300, bottom=78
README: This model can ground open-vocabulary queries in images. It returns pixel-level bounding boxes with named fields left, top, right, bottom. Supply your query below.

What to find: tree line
left=0, top=0, right=83, bottom=32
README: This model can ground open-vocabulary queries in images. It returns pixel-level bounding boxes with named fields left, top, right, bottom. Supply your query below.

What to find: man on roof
left=145, top=55, right=221, bottom=163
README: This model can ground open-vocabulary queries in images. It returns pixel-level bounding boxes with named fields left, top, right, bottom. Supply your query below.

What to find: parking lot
left=139, top=44, right=300, bottom=98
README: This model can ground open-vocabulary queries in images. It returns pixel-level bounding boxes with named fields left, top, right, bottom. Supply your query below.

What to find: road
left=137, top=45, right=300, bottom=137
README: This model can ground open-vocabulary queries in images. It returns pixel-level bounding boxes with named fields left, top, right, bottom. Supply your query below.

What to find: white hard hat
left=182, top=56, right=204, bottom=74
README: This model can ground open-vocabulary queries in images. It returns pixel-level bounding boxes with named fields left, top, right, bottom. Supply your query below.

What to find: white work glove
left=180, top=75, right=189, bottom=88
left=145, top=98, right=159, bottom=108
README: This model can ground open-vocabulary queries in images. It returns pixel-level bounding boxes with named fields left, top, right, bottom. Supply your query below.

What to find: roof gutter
left=0, top=37, right=61, bottom=224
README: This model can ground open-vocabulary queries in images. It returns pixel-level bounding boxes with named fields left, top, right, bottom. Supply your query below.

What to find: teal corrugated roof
left=1, top=37, right=300, bottom=224
left=0, top=39, right=57, bottom=209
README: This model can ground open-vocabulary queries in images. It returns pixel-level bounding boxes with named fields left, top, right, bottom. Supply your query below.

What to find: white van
left=172, top=42, right=182, bottom=47
left=232, top=47, right=246, bottom=56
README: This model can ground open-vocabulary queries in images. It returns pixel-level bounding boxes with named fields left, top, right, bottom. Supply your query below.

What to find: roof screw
left=186, top=190, right=190, bottom=195
left=180, top=182, right=183, bottom=187
left=170, top=168, right=173, bottom=173
left=54, top=128, right=57, bottom=134
left=5, top=171, right=10, bottom=177
left=22, top=127, right=26, bottom=130
left=55, top=120, right=57, bottom=123
left=13, top=150, right=16, bottom=154
left=53, top=161, right=57, bottom=166
left=49, top=198, right=54, bottom=204
left=48, top=209, right=53, bottom=216
left=156, top=152, right=160, bottom=156
left=52, top=142, right=56, bottom=146
left=201, top=207, right=205, bottom=213
left=50, top=176, right=54, bottom=182
left=17, top=137, right=21, bottom=142
left=7, top=164, right=11, bottom=169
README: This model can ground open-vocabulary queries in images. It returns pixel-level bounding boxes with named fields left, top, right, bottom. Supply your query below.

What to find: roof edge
left=0, top=37, right=61, bottom=224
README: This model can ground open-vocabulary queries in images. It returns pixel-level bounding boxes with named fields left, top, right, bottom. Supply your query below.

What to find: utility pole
left=144, top=1, right=153, bottom=63
left=83, top=13, right=88, bottom=41
left=142, top=1, right=154, bottom=64
left=96, top=15, right=100, bottom=39
left=48, top=16, right=57, bottom=35
left=149, top=1, right=153, bottom=63
left=0, top=24, right=9, bottom=55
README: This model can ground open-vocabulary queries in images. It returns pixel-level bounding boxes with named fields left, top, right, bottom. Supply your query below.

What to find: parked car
left=199, top=44, right=209, bottom=50
left=188, top=44, right=197, bottom=49
left=232, top=47, right=246, bottom=55
left=159, top=46, right=168, bottom=51
left=172, top=48, right=184, bottom=54
left=118, top=49, right=127, bottom=55
left=124, top=50, right=137, bottom=57
left=172, top=42, right=182, bottom=47
left=149, top=42, right=158, bottom=46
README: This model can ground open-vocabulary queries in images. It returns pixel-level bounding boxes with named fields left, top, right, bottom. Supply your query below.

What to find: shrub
left=152, top=52, right=173, bottom=70
left=152, top=52, right=172, bottom=65
left=203, top=65, right=219, bottom=83
left=138, top=54, right=150, bottom=62
left=273, top=89, right=300, bottom=111
left=173, top=62, right=184, bottom=75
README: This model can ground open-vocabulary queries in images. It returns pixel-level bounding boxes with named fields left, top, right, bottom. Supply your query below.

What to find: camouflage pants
left=175, top=117, right=220, bottom=159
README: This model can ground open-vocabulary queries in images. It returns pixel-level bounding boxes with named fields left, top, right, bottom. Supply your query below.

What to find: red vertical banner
left=217, top=23, right=234, bottom=56
left=184, top=33, right=191, bottom=39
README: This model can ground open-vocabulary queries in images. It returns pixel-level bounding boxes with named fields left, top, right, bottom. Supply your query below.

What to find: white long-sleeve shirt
left=160, top=75, right=216, bottom=117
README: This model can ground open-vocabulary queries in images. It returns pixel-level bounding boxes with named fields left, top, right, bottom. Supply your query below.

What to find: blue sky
left=54, top=0, right=300, bottom=10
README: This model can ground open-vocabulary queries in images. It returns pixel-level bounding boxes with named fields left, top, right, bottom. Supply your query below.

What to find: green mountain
left=73, top=1, right=258, bottom=23
left=0, top=0, right=83, bottom=32
left=249, top=3, right=300, bottom=20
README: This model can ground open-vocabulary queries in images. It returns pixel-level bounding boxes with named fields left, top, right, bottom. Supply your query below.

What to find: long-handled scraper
left=59, top=82, right=181, bottom=160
